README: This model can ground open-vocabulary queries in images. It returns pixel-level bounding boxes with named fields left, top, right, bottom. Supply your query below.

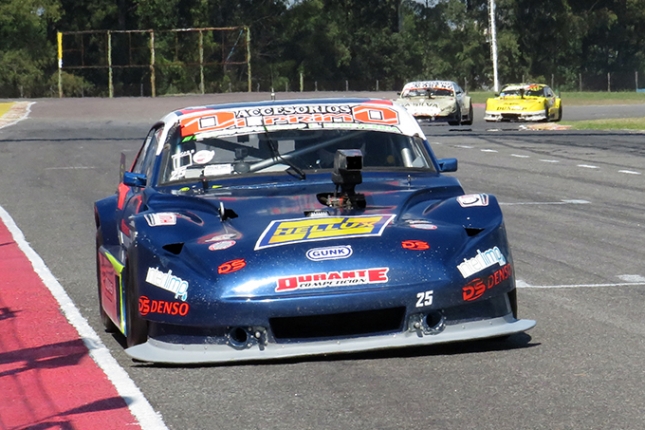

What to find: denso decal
left=457, top=246, right=507, bottom=278
left=146, top=267, right=189, bottom=301
left=462, top=264, right=512, bottom=301
left=306, top=245, right=353, bottom=261
left=457, top=194, right=489, bottom=208
left=255, top=214, right=395, bottom=250
left=402, top=240, right=430, bottom=251
left=139, top=296, right=190, bottom=316
left=144, top=213, right=177, bottom=227
left=276, top=268, right=389, bottom=292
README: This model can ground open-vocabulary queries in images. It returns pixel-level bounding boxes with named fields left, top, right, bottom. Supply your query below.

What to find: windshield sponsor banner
left=179, top=103, right=401, bottom=137
left=255, top=214, right=395, bottom=250
left=403, top=81, right=454, bottom=90
left=276, top=267, right=389, bottom=292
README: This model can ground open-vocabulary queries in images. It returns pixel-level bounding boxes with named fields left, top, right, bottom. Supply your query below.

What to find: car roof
left=501, top=83, right=547, bottom=90
left=402, top=80, right=456, bottom=90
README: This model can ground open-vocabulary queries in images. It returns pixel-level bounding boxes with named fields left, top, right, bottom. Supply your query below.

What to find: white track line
left=0, top=205, right=168, bottom=430
left=517, top=279, right=645, bottom=289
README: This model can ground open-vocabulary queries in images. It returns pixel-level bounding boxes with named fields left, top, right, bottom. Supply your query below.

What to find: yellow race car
left=484, top=83, right=562, bottom=122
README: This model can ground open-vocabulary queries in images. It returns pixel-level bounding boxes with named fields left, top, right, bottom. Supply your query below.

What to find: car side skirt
left=98, top=247, right=126, bottom=334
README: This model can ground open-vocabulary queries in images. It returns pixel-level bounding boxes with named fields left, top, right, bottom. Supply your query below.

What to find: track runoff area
left=0, top=103, right=167, bottom=429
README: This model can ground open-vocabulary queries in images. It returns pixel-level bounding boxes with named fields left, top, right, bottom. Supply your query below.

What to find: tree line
left=1, top=0, right=644, bottom=98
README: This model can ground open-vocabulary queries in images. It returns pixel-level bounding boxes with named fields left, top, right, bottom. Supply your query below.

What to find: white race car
left=394, top=80, right=473, bottom=125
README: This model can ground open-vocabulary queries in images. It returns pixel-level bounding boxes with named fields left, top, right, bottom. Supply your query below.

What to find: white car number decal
left=415, top=290, right=433, bottom=307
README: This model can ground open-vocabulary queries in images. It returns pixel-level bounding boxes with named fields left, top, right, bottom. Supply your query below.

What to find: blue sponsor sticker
left=306, top=245, right=353, bottom=261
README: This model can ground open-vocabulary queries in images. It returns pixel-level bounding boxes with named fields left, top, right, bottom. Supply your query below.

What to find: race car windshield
left=429, top=88, right=454, bottom=97
left=501, top=87, right=544, bottom=97
left=158, top=128, right=435, bottom=185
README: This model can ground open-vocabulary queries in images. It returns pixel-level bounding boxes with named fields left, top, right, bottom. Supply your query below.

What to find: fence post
left=300, top=72, right=303, bottom=92
left=551, top=74, right=554, bottom=89
left=315, top=81, right=318, bottom=91
left=636, top=71, right=638, bottom=91
left=345, top=80, right=349, bottom=91
left=579, top=73, right=582, bottom=92
left=246, top=26, right=252, bottom=92
left=57, top=32, right=63, bottom=98
left=199, top=30, right=205, bottom=95
left=607, top=72, right=611, bottom=92
left=107, top=31, right=113, bottom=98
left=150, top=30, right=156, bottom=98
left=376, top=80, right=379, bottom=91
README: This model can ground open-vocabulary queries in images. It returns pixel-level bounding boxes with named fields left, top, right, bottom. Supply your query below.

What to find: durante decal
left=276, top=268, right=389, bottom=292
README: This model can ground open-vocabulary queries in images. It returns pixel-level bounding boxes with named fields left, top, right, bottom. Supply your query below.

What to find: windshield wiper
left=263, top=129, right=306, bottom=180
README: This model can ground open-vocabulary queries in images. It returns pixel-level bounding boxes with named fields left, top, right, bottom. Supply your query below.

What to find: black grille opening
left=270, top=307, right=406, bottom=341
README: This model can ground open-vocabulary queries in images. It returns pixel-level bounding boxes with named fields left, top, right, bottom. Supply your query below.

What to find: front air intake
left=270, top=307, right=405, bottom=340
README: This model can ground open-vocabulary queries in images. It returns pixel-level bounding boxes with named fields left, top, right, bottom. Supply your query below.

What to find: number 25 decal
left=415, top=290, right=433, bottom=307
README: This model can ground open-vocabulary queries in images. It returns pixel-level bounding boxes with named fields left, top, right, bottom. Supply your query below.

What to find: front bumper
left=126, top=312, right=536, bottom=364
left=484, top=110, right=547, bottom=122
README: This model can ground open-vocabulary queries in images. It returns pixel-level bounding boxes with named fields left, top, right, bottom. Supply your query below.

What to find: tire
left=96, top=229, right=118, bottom=333
left=543, top=104, right=550, bottom=122
left=447, top=105, right=461, bottom=126
left=462, top=102, right=473, bottom=126
left=555, top=105, right=563, bottom=122
left=125, top=255, right=149, bottom=347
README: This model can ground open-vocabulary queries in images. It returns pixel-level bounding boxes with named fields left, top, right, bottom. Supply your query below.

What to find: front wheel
left=125, top=257, right=148, bottom=347
left=447, top=106, right=462, bottom=126
left=555, top=105, right=563, bottom=122
left=462, top=102, right=473, bottom=125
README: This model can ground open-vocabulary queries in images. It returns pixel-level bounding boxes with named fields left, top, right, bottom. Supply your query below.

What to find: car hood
left=487, top=97, right=545, bottom=108
left=133, top=175, right=508, bottom=300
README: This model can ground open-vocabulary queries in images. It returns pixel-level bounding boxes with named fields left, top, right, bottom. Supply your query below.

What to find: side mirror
left=437, top=158, right=458, bottom=173
left=123, top=171, right=147, bottom=187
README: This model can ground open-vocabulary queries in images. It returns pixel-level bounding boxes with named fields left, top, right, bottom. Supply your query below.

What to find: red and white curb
left=0, top=206, right=167, bottom=428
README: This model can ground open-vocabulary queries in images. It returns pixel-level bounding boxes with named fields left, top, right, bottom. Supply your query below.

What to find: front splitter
left=126, top=313, right=536, bottom=364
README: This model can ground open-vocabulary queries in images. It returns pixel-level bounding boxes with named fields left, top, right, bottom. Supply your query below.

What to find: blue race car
left=95, top=98, right=535, bottom=364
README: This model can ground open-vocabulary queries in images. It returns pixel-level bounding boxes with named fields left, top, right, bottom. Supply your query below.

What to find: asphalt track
left=1, top=93, right=645, bottom=429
